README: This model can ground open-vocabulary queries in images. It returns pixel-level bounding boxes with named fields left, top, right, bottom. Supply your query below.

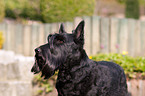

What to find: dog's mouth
left=31, top=57, right=55, bottom=79
left=31, top=54, right=45, bottom=73
left=31, top=64, right=55, bottom=79
left=40, top=63, right=55, bottom=79
left=31, top=62, right=40, bottom=74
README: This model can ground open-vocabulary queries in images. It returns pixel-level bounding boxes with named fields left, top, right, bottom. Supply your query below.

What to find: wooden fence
left=0, top=16, right=145, bottom=56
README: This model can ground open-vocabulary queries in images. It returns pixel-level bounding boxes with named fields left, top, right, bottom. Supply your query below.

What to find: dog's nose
left=35, top=48, right=41, bottom=53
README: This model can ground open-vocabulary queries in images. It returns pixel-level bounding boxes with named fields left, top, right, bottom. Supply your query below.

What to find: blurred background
left=0, top=0, right=145, bottom=96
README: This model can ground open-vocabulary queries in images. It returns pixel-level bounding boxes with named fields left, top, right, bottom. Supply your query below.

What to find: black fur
left=31, top=21, right=128, bottom=96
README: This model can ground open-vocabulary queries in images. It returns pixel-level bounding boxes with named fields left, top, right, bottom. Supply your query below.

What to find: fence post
left=51, top=23, right=58, bottom=34
left=91, top=16, right=100, bottom=55
left=140, top=21, right=145, bottom=56
left=134, top=20, right=141, bottom=56
left=23, top=25, right=31, bottom=56
left=83, top=16, right=92, bottom=55
left=64, top=22, right=73, bottom=33
left=15, top=24, right=23, bottom=54
left=74, top=17, right=83, bottom=28
left=31, top=24, right=39, bottom=56
left=128, top=19, right=136, bottom=56
left=38, top=24, right=45, bottom=46
left=119, top=19, right=128, bottom=54
left=44, top=24, right=51, bottom=43
left=110, top=18, right=120, bottom=53
left=100, top=17, right=110, bottom=53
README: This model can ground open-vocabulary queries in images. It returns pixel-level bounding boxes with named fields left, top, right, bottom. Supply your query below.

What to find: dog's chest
left=56, top=68, right=93, bottom=95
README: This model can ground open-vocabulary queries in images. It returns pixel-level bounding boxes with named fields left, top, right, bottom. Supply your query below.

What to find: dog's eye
left=57, top=40, right=64, bottom=44
left=53, top=35, right=65, bottom=45
left=55, top=37, right=65, bottom=44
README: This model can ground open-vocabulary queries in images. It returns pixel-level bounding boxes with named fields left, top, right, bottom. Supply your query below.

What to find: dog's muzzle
left=31, top=63, right=40, bottom=74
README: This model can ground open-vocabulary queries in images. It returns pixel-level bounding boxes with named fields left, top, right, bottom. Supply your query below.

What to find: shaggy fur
left=31, top=21, right=128, bottom=96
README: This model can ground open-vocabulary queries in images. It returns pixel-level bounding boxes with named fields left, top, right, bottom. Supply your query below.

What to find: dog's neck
left=57, top=49, right=93, bottom=84
left=59, top=49, right=90, bottom=71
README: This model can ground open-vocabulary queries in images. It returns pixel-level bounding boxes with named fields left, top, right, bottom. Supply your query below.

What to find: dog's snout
left=31, top=67, right=34, bottom=72
left=31, top=66, right=34, bottom=72
left=35, top=48, right=41, bottom=53
left=31, top=64, right=40, bottom=74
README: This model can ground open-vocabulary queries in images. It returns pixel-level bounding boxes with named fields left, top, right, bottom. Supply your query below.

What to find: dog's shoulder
left=97, top=61, right=123, bottom=71
left=86, top=60, right=121, bottom=71
left=93, top=61, right=125, bottom=81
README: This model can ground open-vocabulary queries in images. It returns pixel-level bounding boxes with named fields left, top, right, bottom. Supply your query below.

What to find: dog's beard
left=40, top=63, right=55, bottom=79
left=31, top=62, right=40, bottom=74
left=31, top=48, right=59, bottom=79
left=31, top=59, right=56, bottom=79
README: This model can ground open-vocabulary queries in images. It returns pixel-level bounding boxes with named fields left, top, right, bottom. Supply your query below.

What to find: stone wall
left=0, top=50, right=34, bottom=96
left=127, top=79, right=145, bottom=96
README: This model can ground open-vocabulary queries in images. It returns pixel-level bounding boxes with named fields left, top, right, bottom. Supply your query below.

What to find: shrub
left=19, top=0, right=41, bottom=20
left=33, top=74, right=53, bottom=95
left=5, top=0, right=41, bottom=20
left=5, top=0, right=25, bottom=19
left=125, top=0, right=140, bottom=19
left=40, top=0, right=95, bottom=23
left=0, top=0, right=5, bottom=22
left=33, top=72, right=58, bottom=95
left=5, top=0, right=95, bottom=23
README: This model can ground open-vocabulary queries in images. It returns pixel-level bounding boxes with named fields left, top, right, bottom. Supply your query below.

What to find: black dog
left=31, top=21, right=128, bottom=96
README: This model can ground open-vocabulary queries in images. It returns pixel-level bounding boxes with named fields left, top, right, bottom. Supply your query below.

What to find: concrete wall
left=0, top=50, right=34, bottom=96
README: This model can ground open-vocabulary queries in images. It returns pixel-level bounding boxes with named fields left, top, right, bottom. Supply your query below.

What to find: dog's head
left=31, top=20, right=85, bottom=79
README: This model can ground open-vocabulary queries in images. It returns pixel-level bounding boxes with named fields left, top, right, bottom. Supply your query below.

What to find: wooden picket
left=0, top=16, right=145, bottom=56
left=38, top=24, right=45, bottom=46
left=140, top=21, right=145, bottom=56
left=110, top=18, right=120, bottom=53
left=83, top=16, right=92, bottom=55
left=100, top=17, right=110, bottom=53
left=44, top=24, right=51, bottom=43
left=134, top=20, right=141, bottom=56
left=31, top=24, right=39, bottom=56
left=15, top=24, right=23, bottom=54
left=91, top=16, right=100, bottom=55
left=64, top=22, right=73, bottom=33
left=119, top=19, right=128, bottom=54
left=128, top=19, right=136, bottom=56
left=23, top=25, right=31, bottom=56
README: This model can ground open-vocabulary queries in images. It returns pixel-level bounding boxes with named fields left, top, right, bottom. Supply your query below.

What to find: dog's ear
left=74, top=20, right=85, bottom=39
left=73, top=20, right=85, bottom=46
left=59, top=23, right=66, bottom=33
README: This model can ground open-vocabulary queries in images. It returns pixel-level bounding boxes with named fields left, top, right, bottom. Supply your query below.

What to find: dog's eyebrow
left=72, top=30, right=75, bottom=33
left=49, top=35, right=56, bottom=49
left=47, top=34, right=52, bottom=42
